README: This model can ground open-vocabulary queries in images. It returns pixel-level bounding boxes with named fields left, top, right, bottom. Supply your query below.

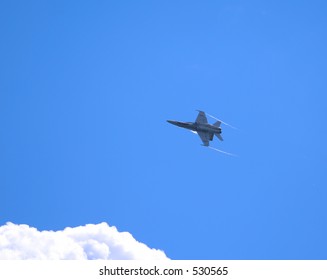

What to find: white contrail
left=207, top=146, right=238, bottom=157
left=206, top=112, right=238, bottom=130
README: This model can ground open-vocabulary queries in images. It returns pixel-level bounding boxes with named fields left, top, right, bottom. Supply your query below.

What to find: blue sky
left=1, top=0, right=327, bottom=259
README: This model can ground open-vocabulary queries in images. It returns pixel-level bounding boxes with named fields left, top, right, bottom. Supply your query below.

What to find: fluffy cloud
left=0, top=222, right=168, bottom=260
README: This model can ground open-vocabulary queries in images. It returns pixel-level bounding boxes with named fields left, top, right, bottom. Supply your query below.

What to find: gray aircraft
left=167, top=111, right=223, bottom=146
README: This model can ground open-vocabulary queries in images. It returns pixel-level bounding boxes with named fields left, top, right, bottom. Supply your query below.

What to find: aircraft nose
left=167, top=120, right=175, bottom=125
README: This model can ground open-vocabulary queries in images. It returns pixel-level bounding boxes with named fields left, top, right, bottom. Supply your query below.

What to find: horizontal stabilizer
left=213, top=121, right=221, bottom=127
left=215, top=133, right=223, bottom=141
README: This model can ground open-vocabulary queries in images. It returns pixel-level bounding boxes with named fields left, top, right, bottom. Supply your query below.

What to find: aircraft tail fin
left=215, top=133, right=223, bottom=141
left=213, top=121, right=221, bottom=127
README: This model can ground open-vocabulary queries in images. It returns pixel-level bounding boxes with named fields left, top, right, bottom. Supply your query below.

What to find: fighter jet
left=167, top=111, right=223, bottom=146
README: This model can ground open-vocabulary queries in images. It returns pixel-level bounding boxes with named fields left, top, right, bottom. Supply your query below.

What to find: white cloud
left=0, top=222, right=168, bottom=260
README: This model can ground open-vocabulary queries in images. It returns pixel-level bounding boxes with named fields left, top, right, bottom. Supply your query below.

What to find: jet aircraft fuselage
left=167, top=120, right=221, bottom=134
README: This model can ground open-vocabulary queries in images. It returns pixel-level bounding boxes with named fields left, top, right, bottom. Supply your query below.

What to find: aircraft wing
left=195, top=111, right=208, bottom=124
left=197, top=131, right=213, bottom=146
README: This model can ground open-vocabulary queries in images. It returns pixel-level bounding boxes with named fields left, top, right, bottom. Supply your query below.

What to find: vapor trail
left=207, top=146, right=237, bottom=157
left=206, top=112, right=238, bottom=130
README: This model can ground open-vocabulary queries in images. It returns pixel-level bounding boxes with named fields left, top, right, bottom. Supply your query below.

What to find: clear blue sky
left=1, top=0, right=327, bottom=259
